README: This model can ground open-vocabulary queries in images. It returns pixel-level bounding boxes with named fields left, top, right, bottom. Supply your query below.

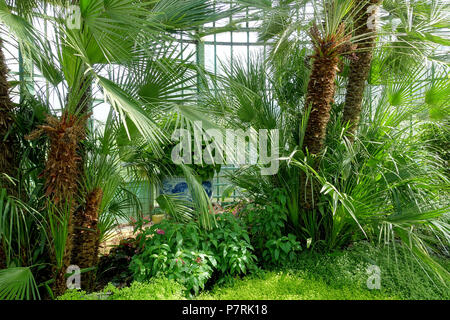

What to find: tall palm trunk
left=66, top=2, right=102, bottom=287
left=301, top=24, right=355, bottom=210
left=303, top=23, right=354, bottom=155
left=303, top=53, right=340, bottom=155
left=343, top=0, right=381, bottom=141
left=69, top=75, right=103, bottom=292
left=29, top=76, right=94, bottom=295
left=27, top=113, right=87, bottom=296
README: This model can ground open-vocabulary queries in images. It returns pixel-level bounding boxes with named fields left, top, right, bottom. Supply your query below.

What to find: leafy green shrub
left=205, top=212, right=257, bottom=275
left=264, top=234, right=302, bottom=266
left=241, top=189, right=302, bottom=266
left=242, top=190, right=288, bottom=245
left=129, top=213, right=257, bottom=295
left=131, top=245, right=216, bottom=295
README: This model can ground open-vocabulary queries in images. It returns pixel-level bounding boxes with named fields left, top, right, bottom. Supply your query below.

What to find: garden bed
left=60, top=243, right=450, bottom=300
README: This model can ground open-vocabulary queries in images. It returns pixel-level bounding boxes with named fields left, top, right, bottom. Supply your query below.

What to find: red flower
left=196, top=257, right=202, bottom=263
left=156, top=229, right=165, bottom=235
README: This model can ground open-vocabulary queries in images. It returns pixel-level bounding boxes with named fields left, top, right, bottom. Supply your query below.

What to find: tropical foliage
left=0, top=0, right=448, bottom=300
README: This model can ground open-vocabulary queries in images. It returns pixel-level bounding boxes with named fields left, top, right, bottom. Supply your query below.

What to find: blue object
left=160, top=176, right=213, bottom=202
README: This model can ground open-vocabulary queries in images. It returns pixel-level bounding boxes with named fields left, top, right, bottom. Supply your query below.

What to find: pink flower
left=143, top=216, right=151, bottom=223
left=196, top=257, right=202, bottom=264
left=156, top=229, right=165, bottom=235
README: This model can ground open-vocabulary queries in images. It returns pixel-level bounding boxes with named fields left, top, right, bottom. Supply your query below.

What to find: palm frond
left=0, top=267, right=40, bottom=300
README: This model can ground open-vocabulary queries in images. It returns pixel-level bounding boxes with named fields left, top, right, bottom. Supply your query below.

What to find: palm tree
left=343, top=0, right=449, bottom=141
left=25, top=0, right=152, bottom=294
left=301, top=0, right=359, bottom=155
left=342, top=0, right=381, bottom=141
left=303, top=22, right=356, bottom=155
left=251, top=0, right=357, bottom=154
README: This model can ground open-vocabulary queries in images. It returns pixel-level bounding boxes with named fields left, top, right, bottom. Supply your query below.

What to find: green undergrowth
left=58, top=242, right=449, bottom=300
left=198, top=271, right=395, bottom=300
left=200, top=242, right=449, bottom=300
left=58, top=278, right=186, bottom=300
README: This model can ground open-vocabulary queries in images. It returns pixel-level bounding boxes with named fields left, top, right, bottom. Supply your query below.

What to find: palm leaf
left=0, top=267, right=40, bottom=300
left=156, top=194, right=195, bottom=222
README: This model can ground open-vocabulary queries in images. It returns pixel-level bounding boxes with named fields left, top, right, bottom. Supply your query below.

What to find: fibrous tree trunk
left=300, top=46, right=340, bottom=210
left=27, top=112, right=88, bottom=296
left=303, top=54, right=340, bottom=155
left=303, top=24, right=355, bottom=155
left=301, top=24, right=356, bottom=210
left=69, top=72, right=99, bottom=291
left=42, top=70, right=92, bottom=295
left=71, top=187, right=103, bottom=291
left=343, top=0, right=381, bottom=141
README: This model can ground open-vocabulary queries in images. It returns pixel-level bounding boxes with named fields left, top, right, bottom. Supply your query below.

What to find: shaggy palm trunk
left=69, top=75, right=104, bottom=292
left=300, top=51, right=340, bottom=210
left=300, top=24, right=355, bottom=211
left=302, top=23, right=355, bottom=155
left=67, top=3, right=95, bottom=267
left=28, top=113, right=87, bottom=296
left=343, top=0, right=381, bottom=141
left=71, top=187, right=103, bottom=291
left=303, top=54, right=340, bottom=155
left=31, top=75, right=93, bottom=294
